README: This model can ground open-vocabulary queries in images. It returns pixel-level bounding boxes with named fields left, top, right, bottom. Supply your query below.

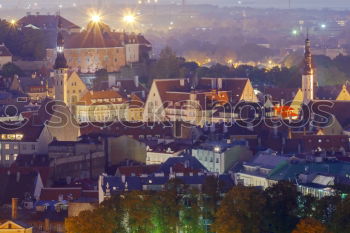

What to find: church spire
left=303, top=32, right=313, bottom=75
left=54, top=13, right=68, bottom=69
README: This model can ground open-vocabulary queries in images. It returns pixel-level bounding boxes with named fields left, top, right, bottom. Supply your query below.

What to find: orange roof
left=78, top=90, right=126, bottom=105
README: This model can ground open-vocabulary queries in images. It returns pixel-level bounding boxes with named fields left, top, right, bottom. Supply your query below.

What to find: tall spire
left=303, top=30, right=312, bottom=75
left=54, top=13, right=68, bottom=69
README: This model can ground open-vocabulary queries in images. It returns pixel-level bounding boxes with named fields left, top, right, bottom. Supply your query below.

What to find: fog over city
left=0, top=0, right=349, bottom=9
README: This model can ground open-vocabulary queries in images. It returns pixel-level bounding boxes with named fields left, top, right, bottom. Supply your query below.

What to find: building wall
left=193, top=145, right=252, bottom=174
left=46, top=104, right=80, bottom=142
left=336, top=85, right=350, bottom=101
left=0, top=221, right=32, bottom=233
left=0, top=56, right=12, bottom=68
left=128, top=107, right=144, bottom=122
left=143, top=82, right=166, bottom=122
left=240, top=80, right=259, bottom=102
left=108, top=136, right=147, bottom=165
left=75, top=103, right=128, bottom=123
left=47, top=47, right=126, bottom=73
left=146, top=151, right=183, bottom=165
left=66, top=72, right=88, bottom=106
left=125, top=44, right=140, bottom=63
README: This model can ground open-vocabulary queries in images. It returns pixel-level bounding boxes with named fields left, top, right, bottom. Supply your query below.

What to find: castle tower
left=302, top=35, right=314, bottom=104
left=54, top=15, right=69, bottom=105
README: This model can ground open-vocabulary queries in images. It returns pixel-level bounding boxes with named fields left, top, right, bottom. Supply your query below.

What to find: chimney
left=211, top=79, right=217, bottom=89
left=12, top=198, right=18, bottom=219
left=180, top=79, right=185, bottom=86
left=16, top=172, right=21, bottom=183
left=218, top=78, right=223, bottom=89
left=134, top=76, right=139, bottom=88
left=44, top=218, right=50, bottom=232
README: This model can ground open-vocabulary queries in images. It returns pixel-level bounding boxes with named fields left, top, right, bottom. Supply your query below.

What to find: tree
left=180, top=188, right=206, bottom=233
left=211, top=186, right=267, bottom=233
left=292, top=218, right=330, bottom=233
left=122, top=191, right=154, bottom=233
left=151, top=190, right=180, bottom=233
left=65, top=207, right=120, bottom=233
left=329, top=196, right=350, bottom=233
left=264, top=181, right=300, bottom=233
left=151, top=46, right=182, bottom=79
left=93, top=69, right=108, bottom=90
left=1, top=62, right=23, bottom=77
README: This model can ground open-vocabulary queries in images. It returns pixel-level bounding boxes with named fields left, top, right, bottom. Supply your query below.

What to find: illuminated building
left=46, top=22, right=152, bottom=74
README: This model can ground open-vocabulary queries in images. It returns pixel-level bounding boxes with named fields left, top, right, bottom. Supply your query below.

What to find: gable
left=0, top=220, right=30, bottom=229
left=336, top=85, right=350, bottom=101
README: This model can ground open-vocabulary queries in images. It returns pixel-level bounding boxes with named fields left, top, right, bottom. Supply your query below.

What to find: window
left=5, top=155, right=10, bottom=161
left=14, top=144, right=18, bottom=150
left=13, top=154, right=18, bottom=160
left=22, top=144, right=27, bottom=150
left=5, top=144, right=9, bottom=150
left=216, top=158, right=219, bottom=163
left=31, top=145, right=36, bottom=150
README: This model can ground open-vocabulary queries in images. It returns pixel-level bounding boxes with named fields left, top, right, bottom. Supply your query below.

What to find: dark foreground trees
left=66, top=181, right=350, bottom=233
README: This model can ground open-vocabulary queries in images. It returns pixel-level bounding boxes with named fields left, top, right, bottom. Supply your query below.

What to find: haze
left=0, top=0, right=349, bottom=9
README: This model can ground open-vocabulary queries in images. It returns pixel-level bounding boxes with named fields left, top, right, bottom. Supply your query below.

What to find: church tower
left=54, top=15, right=69, bottom=105
left=302, top=35, right=314, bottom=104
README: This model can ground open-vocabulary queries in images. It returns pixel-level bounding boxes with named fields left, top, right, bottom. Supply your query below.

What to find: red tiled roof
left=0, top=44, right=12, bottom=57
left=78, top=90, right=126, bottom=105
left=39, top=188, right=83, bottom=201
left=17, top=15, right=80, bottom=30
left=116, top=165, right=161, bottom=177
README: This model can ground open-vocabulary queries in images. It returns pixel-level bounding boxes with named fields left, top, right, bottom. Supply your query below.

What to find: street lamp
left=91, top=14, right=102, bottom=24
left=123, top=13, right=136, bottom=24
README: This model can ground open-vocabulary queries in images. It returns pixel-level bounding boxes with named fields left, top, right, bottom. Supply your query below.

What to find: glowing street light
left=292, top=29, right=298, bottom=35
left=10, top=19, right=17, bottom=26
left=91, top=14, right=102, bottom=23
left=123, top=14, right=136, bottom=24
left=321, top=24, right=326, bottom=29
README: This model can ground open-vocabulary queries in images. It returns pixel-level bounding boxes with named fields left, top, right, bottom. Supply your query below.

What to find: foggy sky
left=1, top=0, right=349, bottom=10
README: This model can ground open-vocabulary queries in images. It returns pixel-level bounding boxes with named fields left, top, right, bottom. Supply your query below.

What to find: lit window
left=5, top=155, right=10, bottom=160
left=5, top=144, right=10, bottom=150
left=13, top=154, right=18, bottom=160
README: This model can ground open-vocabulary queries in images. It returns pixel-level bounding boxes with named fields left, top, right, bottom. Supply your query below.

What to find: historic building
left=53, top=18, right=88, bottom=107
left=0, top=44, right=13, bottom=68
left=143, top=78, right=258, bottom=125
left=302, top=35, right=316, bottom=104
left=17, top=13, right=80, bottom=33
left=47, top=22, right=151, bottom=74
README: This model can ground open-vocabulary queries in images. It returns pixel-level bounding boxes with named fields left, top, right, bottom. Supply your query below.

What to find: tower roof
left=54, top=15, right=68, bottom=70
left=303, top=36, right=313, bottom=75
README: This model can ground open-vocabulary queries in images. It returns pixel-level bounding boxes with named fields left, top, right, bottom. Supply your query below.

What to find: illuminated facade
left=302, top=36, right=315, bottom=104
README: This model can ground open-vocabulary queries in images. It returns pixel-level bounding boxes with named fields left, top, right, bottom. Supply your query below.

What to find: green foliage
left=292, top=218, right=330, bottom=233
left=93, top=69, right=109, bottom=90
left=1, top=62, right=23, bottom=77
left=150, top=46, right=182, bottom=79
left=212, top=185, right=267, bottom=233
left=264, top=181, right=300, bottom=233
left=0, top=19, right=56, bottom=60
left=65, top=181, right=350, bottom=233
